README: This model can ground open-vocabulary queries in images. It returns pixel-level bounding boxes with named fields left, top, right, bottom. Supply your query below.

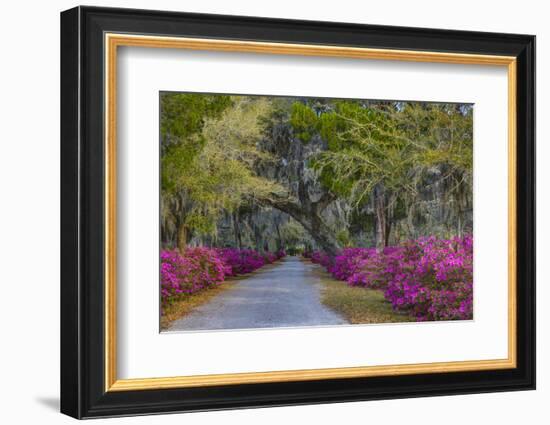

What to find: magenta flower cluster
left=160, top=247, right=228, bottom=306
left=161, top=247, right=286, bottom=309
left=305, top=235, right=473, bottom=321
left=216, top=248, right=267, bottom=275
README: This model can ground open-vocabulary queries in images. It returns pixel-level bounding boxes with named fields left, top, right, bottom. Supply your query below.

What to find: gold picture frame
left=61, top=7, right=535, bottom=418
left=104, top=33, right=517, bottom=392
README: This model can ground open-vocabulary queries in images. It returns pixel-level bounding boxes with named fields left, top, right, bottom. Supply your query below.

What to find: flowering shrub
left=161, top=247, right=286, bottom=309
left=276, top=249, right=287, bottom=259
left=383, top=236, right=473, bottom=321
left=216, top=248, right=268, bottom=275
left=161, top=247, right=228, bottom=307
left=305, top=250, right=332, bottom=268
left=304, top=235, right=473, bottom=321
left=264, top=251, right=277, bottom=264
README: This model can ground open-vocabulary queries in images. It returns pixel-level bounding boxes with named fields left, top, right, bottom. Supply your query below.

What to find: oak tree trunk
left=232, top=212, right=243, bottom=249
left=374, top=185, right=387, bottom=252
left=258, top=193, right=340, bottom=256
left=176, top=222, right=188, bottom=254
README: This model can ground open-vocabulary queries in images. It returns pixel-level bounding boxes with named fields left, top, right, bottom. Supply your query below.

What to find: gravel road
left=167, top=256, right=348, bottom=331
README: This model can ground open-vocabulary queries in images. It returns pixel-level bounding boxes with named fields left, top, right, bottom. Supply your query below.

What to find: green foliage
left=184, top=212, right=216, bottom=235
left=160, top=93, right=232, bottom=195
left=280, top=219, right=309, bottom=247
left=289, top=100, right=473, bottom=244
left=289, top=102, right=318, bottom=142
left=161, top=94, right=284, bottom=239
left=336, top=229, right=352, bottom=247
left=160, top=93, right=232, bottom=141
left=160, top=92, right=473, bottom=249
left=307, top=101, right=472, bottom=206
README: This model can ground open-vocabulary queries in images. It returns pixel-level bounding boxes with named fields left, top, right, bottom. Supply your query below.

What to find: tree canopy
left=160, top=93, right=473, bottom=254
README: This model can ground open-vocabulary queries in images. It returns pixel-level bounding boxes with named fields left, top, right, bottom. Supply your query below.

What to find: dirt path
left=167, top=256, right=348, bottom=331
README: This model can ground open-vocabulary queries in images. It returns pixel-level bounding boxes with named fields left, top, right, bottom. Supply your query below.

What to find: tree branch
left=313, top=191, right=336, bottom=212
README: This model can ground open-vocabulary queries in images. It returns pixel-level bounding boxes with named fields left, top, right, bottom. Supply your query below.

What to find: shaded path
left=168, top=256, right=348, bottom=331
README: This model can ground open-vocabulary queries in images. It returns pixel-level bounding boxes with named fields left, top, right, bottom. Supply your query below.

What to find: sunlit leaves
left=160, top=94, right=284, bottom=238
left=290, top=102, right=318, bottom=142
left=160, top=93, right=232, bottom=142
left=294, top=101, right=473, bottom=211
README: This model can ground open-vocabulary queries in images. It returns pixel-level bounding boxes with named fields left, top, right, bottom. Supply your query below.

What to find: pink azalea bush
left=161, top=247, right=286, bottom=309
left=276, top=249, right=287, bottom=259
left=305, top=235, right=473, bottom=321
left=264, top=251, right=277, bottom=264
left=161, top=247, right=228, bottom=307
left=303, top=250, right=332, bottom=268
left=216, top=248, right=268, bottom=276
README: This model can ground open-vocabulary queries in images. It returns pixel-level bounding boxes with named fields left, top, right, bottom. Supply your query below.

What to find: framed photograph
left=60, top=6, right=535, bottom=419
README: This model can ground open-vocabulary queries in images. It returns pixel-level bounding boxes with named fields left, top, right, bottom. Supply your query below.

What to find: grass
left=314, top=267, right=415, bottom=324
left=160, top=281, right=238, bottom=330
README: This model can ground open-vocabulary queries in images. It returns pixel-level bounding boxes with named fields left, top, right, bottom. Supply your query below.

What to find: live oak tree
left=252, top=99, right=342, bottom=255
left=161, top=93, right=472, bottom=255
left=298, top=100, right=473, bottom=249
left=161, top=94, right=282, bottom=252
left=161, top=93, right=230, bottom=251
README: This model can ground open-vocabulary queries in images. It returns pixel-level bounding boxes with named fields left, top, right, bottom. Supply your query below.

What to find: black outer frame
left=60, top=5, right=535, bottom=419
